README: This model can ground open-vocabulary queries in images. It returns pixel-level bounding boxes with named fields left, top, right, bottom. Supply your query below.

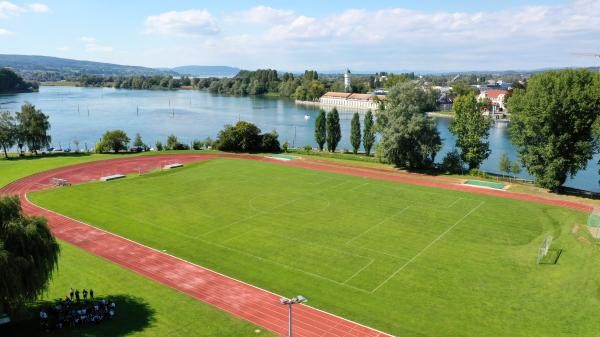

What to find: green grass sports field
left=1, top=154, right=273, bottom=337
left=30, top=158, right=600, bottom=337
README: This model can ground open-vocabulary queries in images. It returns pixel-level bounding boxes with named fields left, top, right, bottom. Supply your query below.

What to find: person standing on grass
left=69, top=288, right=74, bottom=300
left=83, top=289, right=88, bottom=300
left=90, top=289, right=94, bottom=299
left=75, top=289, right=80, bottom=302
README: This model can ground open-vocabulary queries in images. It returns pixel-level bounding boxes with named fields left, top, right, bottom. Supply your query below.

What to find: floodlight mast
left=280, top=295, right=307, bottom=337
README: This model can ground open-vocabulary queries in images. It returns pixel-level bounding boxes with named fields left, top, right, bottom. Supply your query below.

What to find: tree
left=350, top=112, right=361, bottom=154
left=499, top=153, right=512, bottom=178
left=155, top=140, right=163, bottom=151
left=449, top=92, right=492, bottom=169
left=315, top=109, right=326, bottom=151
left=261, top=131, right=281, bottom=153
left=0, top=196, right=60, bottom=314
left=16, top=102, right=51, bottom=154
left=363, top=110, right=375, bottom=156
left=0, top=68, right=37, bottom=93
left=166, top=134, right=188, bottom=150
left=133, top=133, right=145, bottom=147
left=0, top=111, right=16, bottom=158
left=378, top=81, right=442, bottom=168
left=166, top=134, right=178, bottom=150
left=442, top=149, right=464, bottom=173
left=216, top=121, right=264, bottom=152
left=511, top=161, right=522, bottom=180
left=326, top=108, right=341, bottom=152
left=508, top=69, right=600, bottom=190
left=96, top=130, right=130, bottom=153
left=449, top=82, right=479, bottom=99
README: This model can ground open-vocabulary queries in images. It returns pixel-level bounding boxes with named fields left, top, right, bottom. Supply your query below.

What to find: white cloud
left=144, top=9, right=218, bottom=37
left=0, top=1, right=48, bottom=18
left=0, top=27, right=13, bottom=36
left=131, top=1, right=600, bottom=70
left=232, top=6, right=295, bottom=25
left=56, top=46, right=69, bottom=51
left=27, top=3, right=48, bottom=13
left=0, top=1, right=24, bottom=18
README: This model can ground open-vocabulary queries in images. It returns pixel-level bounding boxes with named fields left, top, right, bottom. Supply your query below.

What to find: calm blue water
left=0, top=86, right=597, bottom=192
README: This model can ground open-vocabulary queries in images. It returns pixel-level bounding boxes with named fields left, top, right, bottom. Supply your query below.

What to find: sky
left=0, top=0, right=599, bottom=72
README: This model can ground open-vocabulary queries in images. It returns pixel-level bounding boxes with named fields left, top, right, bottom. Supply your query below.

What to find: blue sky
left=0, top=0, right=598, bottom=71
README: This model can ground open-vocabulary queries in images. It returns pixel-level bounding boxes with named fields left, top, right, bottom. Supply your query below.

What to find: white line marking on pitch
left=370, top=201, right=485, bottom=293
left=343, top=259, right=375, bottom=284
left=446, top=197, right=462, bottom=208
left=345, top=205, right=411, bottom=245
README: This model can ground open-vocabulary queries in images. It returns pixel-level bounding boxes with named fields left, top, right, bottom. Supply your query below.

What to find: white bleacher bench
left=99, top=174, right=126, bottom=181
left=163, top=163, right=183, bottom=169
left=51, top=178, right=71, bottom=186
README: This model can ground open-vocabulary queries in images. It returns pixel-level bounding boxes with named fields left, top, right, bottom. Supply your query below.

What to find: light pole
left=280, top=295, right=307, bottom=337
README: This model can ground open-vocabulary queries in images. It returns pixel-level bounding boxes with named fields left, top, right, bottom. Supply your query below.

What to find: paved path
left=0, top=153, right=593, bottom=337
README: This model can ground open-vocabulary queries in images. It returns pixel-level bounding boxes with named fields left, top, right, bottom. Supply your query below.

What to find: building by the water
left=319, top=92, right=386, bottom=110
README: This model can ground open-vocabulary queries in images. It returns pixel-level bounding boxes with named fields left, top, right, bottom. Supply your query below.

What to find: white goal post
left=537, top=235, right=553, bottom=264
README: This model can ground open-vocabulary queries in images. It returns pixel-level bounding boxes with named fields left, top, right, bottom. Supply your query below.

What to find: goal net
left=537, top=235, right=553, bottom=264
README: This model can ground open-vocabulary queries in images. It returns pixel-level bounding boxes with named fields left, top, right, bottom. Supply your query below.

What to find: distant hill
left=171, top=65, right=240, bottom=77
left=0, top=54, right=175, bottom=81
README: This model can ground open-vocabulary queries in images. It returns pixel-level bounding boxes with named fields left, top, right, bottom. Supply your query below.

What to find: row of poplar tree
left=313, top=107, right=376, bottom=155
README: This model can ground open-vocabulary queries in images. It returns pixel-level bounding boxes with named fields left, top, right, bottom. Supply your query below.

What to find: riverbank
left=427, top=111, right=454, bottom=118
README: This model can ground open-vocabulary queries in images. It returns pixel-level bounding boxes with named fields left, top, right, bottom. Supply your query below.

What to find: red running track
left=0, top=153, right=593, bottom=337
left=0, top=154, right=392, bottom=337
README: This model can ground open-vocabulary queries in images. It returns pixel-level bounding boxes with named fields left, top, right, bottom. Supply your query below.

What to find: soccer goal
left=587, top=207, right=600, bottom=239
left=537, top=235, right=553, bottom=264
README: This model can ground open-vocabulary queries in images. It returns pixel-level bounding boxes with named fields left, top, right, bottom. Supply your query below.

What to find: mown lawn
left=30, top=158, right=600, bottom=337
left=7, top=243, right=274, bottom=337
left=1, top=154, right=274, bottom=337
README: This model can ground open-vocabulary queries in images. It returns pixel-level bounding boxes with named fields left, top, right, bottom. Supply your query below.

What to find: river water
left=0, top=86, right=597, bottom=192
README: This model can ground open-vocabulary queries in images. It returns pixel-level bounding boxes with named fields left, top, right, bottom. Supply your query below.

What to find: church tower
left=344, top=68, right=351, bottom=92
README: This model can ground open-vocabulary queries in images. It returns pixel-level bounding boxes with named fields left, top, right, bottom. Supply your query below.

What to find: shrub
left=303, top=145, right=312, bottom=153
left=282, top=141, right=289, bottom=153
left=96, top=130, right=129, bottom=153
left=166, top=134, right=188, bottom=150
left=261, top=131, right=281, bottom=153
left=155, top=141, right=163, bottom=151
left=442, top=150, right=464, bottom=173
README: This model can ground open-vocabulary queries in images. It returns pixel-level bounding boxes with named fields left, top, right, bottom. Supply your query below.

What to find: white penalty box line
left=370, top=201, right=485, bottom=293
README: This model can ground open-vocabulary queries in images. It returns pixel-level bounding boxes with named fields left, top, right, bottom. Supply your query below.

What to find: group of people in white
left=39, top=288, right=116, bottom=331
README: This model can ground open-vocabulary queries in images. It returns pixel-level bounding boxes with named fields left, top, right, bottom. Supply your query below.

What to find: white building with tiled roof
left=319, top=92, right=385, bottom=110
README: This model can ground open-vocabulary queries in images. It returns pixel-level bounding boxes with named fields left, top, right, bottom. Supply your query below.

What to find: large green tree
left=0, top=196, right=60, bottom=314
left=350, top=112, right=361, bottom=154
left=216, top=121, right=276, bottom=153
left=0, top=111, right=16, bottom=158
left=378, top=81, right=441, bottom=168
left=449, top=82, right=479, bottom=99
left=508, top=69, right=600, bottom=190
left=315, top=109, right=326, bottom=151
left=326, top=108, right=341, bottom=152
left=96, top=130, right=130, bottom=153
left=362, top=110, right=375, bottom=156
left=449, top=92, right=492, bottom=169
left=16, top=103, right=51, bottom=155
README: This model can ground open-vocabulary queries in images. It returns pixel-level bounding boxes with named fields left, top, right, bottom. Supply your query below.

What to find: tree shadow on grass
left=1, top=294, right=156, bottom=337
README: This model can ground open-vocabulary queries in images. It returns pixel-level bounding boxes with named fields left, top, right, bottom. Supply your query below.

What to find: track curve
left=0, top=153, right=592, bottom=337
